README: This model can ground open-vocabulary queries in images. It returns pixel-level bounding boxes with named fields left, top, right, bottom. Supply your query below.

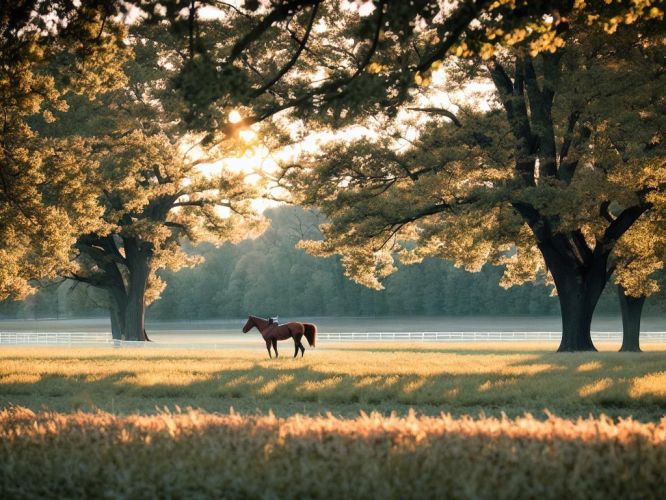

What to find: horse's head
left=242, top=316, right=255, bottom=333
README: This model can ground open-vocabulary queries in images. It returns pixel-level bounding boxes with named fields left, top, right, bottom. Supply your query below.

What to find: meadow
left=1, top=343, right=665, bottom=498
left=1, top=343, right=665, bottom=419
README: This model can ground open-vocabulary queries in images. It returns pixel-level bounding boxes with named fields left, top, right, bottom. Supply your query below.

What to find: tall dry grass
left=1, top=407, right=665, bottom=499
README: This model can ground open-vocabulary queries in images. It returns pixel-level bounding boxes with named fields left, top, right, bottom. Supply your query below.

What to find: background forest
left=4, top=205, right=662, bottom=320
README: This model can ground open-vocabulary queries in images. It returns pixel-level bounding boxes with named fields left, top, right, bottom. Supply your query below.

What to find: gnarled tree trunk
left=618, top=285, right=644, bottom=352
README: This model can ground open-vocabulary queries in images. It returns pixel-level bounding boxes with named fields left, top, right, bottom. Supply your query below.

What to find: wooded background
left=5, top=206, right=664, bottom=320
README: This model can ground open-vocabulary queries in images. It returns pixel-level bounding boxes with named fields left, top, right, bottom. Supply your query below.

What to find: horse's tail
left=303, top=323, right=317, bottom=347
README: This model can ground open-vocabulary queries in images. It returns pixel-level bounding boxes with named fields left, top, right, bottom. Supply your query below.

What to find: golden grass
left=1, top=344, right=665, bottom=498
left=1, top=407, right=665, bottom=499
left=1, top=343, right=665, bottom=420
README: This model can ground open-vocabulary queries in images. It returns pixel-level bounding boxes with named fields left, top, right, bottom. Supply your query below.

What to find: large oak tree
left=283, top=18, right=666, bottom=351
left=40, top=22, right=266, bottom=340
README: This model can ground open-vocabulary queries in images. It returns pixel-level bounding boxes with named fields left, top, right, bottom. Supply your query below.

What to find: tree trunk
left=618, top=285, right=644, bottom=352
left=124, top=240, right=151, bottom=341
left=107, top=287, right=128, bottom=340
left=539, top=241, right=608, bottom=352
left=556, top=279, right=599, bottom=351
left=124, top=267, right=149, bottom=341
left=110, top=307, right=123, bottom=340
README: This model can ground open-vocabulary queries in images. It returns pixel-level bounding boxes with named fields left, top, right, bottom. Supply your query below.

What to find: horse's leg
left=265, top=339, right=272, bottom=359
left=295, top=328, right=306, bottom=357
left=271, top=338, right=278, bottom=358
left=293, top=332, right=303, bottom=358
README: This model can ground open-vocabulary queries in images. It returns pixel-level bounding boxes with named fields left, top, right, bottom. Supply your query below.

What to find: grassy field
left=2, top=407, right=665, bottom=499
left=1, top=343, right=665, bottom=498
left=1, top=343, right=665, bottom=420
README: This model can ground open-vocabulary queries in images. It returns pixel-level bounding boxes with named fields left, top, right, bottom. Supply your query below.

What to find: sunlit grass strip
left=1, top=346, right=666, bottom=420
left=1, top=408, right=665, bottom=499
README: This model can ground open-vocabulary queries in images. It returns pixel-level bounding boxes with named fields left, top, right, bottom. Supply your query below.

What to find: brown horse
left=242, top=315, right=317, bottom=358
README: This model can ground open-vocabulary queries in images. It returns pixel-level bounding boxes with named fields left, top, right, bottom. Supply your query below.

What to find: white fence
left=0, top=331, right=111, bottom=345
left=319, top=331, right=563, bottom=342
left=2, top=330, right=666, bottom=346
left=317, top=331, right=666, bottom=342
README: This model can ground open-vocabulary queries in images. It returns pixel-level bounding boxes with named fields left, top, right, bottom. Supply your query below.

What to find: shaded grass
left=1, top=343, right=665, bottom=420
left=1, top=407, right=665, bottom=499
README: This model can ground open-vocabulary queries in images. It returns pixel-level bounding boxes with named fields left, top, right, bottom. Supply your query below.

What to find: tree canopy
left=0, top=0, right=129, bottom=299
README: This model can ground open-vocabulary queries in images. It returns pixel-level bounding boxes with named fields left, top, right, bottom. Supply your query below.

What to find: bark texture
left=123, top=238, right=151, bottom=342
left=618, top=285, right=644, bottom=352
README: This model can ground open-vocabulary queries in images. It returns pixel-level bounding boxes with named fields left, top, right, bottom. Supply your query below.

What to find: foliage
left=69, top=128, right=266, bottom=301
left=10, top=205, right=666, bottom=320
left=145, top=0, right=666, bottom=133
left=288, top=22, right=666, bottom=287
left=0, top=1, right=129, bottom=300
left=614, top=218, right=666, bottom=298
left=149, top=206, right=563, bottom=319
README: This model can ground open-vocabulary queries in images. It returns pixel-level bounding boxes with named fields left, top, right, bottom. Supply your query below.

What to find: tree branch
left=407, top=107, right=462, bottom=128
left=416, top=0, right=492, bottom=73
left=76, top=240, right=126, bottom=266
left=165, top=221, right=188, bottom=231
left=220, top=0, right=386, bottom=135
left=350, top=0, right=385, bottom=78
left=600, top=204, right=651, bottom=247
left=251, top=2, right=319, bottom=98
left=68, top=272, right=109, bottom=288
left=225, top=0, right=319, bottom=65
left=599, top=200, right=614, bottom=223
left=172, top=200, right=206, bottom=208
left=558, top=109, right=581, bottom=183
left=379, top=196, right=479, bottom=228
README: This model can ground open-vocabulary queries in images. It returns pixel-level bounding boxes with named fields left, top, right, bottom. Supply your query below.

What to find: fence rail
left=2, top=330, right=666, bottom=346
left=0, top=331, right=111, bottom=345
left=317, top=331, right=666, bottom=342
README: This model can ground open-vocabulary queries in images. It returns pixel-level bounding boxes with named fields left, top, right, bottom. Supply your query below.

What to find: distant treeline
left=2, top=206, right=662, bottom=320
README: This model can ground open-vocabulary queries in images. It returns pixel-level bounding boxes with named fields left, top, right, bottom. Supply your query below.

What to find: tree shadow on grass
left=325, top=345, right=557, bottom=355
left=0, top=351, right=664, bottom=421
